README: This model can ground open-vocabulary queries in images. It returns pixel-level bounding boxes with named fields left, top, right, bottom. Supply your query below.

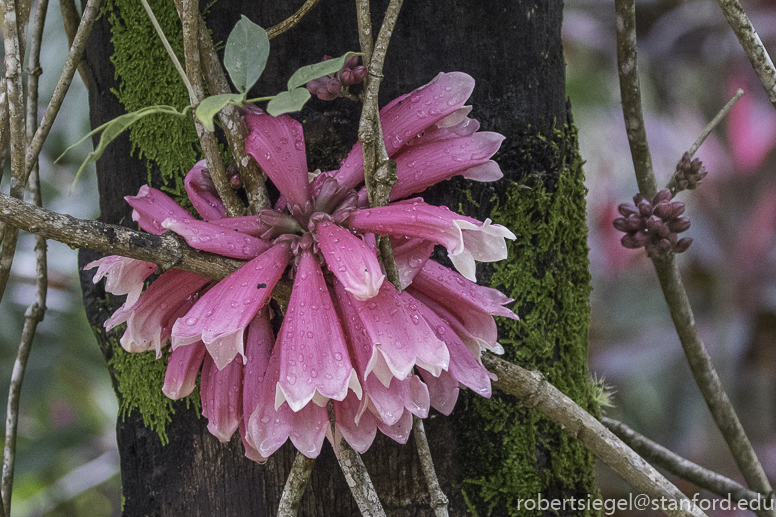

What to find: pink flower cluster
left=86, top=72, right=517, bottom=461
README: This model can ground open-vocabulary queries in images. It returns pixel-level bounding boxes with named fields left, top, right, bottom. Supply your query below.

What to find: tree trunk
left=79, top=0, right=599, bottom=515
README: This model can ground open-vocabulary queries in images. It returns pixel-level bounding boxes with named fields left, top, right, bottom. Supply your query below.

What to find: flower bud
left=618, top=203, right=639, bottom=217
left=653, top=188, right=672, bottom=204
left=613, top=217, right=629, bottom=232
left=646, top=215, right=662, bottom=232
left=633, top=193, right=646, bottom=205
left=352, top=66, right=367, bottom=84
left=653, top=200, right=672, bottom=219
left=326, top=78, right=342, bottom=94
left=626, top=214, right=645, bottom=232
left=638, top=201, right=653, bottom=218
left=340, top=69, right=355, bottom=87
left=667, top=216, right=691, bottom=233
left=674, top=237, right=692, bottom=253
left=670, top=202, right=685, bottom=218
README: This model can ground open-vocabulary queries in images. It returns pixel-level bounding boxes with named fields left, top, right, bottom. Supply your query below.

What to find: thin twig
left=175, top=0, right=269, bottom=213
left=602, top=418, right=772, bottom=505
left=0, top=0, right=48, bottom=509
left=482, top=354, right=707, bottom=517
left=328, top=404, right=386, bottom=517
left=651, top=257, right=775, bottom=515
left=615, top=0, right=658, bottom=201
left=356, top=0, right=403, bottom=289
left=24, top=0, right=101, bottom=178
left=714, top=0, right=776, bottom=110
left=0, top=0, right=31, bottom=312
left=267, top=0, right=321, bottom=40
left=59, top=0, right=89, bottom=88
left=615, top=0, right=775, bottom=512
left=688, top=89, right=744, bottom=158
left=412, top=416, right=449, bottom=517
left=355, top=0, right=374, bottom=69
left=277, top=452, right=315, bottom=516
left=666, top=89, right=744, bottom=196
left=139, top=0, right=195, bottom=101
left=177, top=0, right=245, bottom=217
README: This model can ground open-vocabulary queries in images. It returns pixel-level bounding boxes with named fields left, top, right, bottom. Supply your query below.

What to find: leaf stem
left=139, top=0, right=196, bottom=102
left=413, top=416, right=449, bottom=517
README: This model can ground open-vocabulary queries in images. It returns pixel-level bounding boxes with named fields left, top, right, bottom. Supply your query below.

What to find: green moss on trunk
left=455, top=124, right=600, bottom=516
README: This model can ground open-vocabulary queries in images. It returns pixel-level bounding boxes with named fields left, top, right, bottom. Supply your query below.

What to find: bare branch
left=602, top=418, right=772, bottom=505
left=177, top=0, right=245, bottom=217
left=333, top=441, right=386, bottom=516
left=666, top=89, right=744, bottom=196
left=277, top=452, right=315, bottom=516
left=714, top=0, right=776, bottom=110
left=615, top=0, right=658, bottom=200
left=24, top=0, right=101, bottom=178
left=175, top=0, right=269, bottom=213
left=267, top=0, right=321, bottom=40
left=59, top=0, right=89, bottom=88
left=483, top=354, right=707, bottom=517
left=413, top=416, right=449, bottom=517
left=2, top=0, right=50, bottom=512
left=0, top=0, right=32, bottom=312
left=356, top=0, right=403, bottom=289
left=615, top=0, right=775, bottom=510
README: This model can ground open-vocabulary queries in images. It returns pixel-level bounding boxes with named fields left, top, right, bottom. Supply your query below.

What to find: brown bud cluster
left=306, top=56, right=367, bottom=101
left=613, top=188, right=692, bottom=259
left=674, top=152, right=708, bottom=192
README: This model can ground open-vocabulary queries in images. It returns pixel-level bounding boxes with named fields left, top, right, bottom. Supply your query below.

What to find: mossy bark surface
left=78, top=0, right=599, bottom=515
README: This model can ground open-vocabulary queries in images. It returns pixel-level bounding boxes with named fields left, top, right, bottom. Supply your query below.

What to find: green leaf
left=286, top=51, right=362, bottom=91
left=224, top=15, right=269, bottom=93
left=195, top=93, right=244, bottom=131
left=59, top=106, right=186, bottom=188
left=266, top=88, right=311, bottom=116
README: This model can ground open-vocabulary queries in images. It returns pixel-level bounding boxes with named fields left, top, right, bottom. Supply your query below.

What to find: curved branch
left=483, top=354, right=707, bottom=517
left=277, top=453, right=315, bottom=516
left=267, top=0, right=321, bottom=40
left=602, top=418, right=771, bottom=504
left=615, top=0, right=774, bottom=509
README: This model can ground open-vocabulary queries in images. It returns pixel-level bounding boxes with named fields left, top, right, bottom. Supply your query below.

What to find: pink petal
left=242, top=309, right=275, bottom=431
left=316, top=221, right=385, bottom=301
left=239, top=420, right=267, bottom=464
left=335, top=72, right=476, bottom=190
left=171, top=244, right=291, bottom=369
left=162, top=217, right=271, bottom=259
left=416, top=300, right=492, bottom=397
left=359, top=376, right=408, bottom=426
left=244, top=114, right=311, bottom=210
left=376, top=408, right=413, bottom=444
left=333, top=391, right=377, bottom=453
left=389, top=132, right=504, bottom=201
left=274, top=252, right=361, bottom=411
left=84, top=255, right=156, bottom=308
left=125, top=185, right=193, bottom=235
left=290, top=402, right=329, bottom=458
left=347, top=282, right=450, bottom=386
left=116, top=270, right=210, bottom=355
left=406, top=375, right=431, bottom=418
left=348, top=201, right=515, bottom=280
left=185, top=160, right=227, bottom=221
left=403, top=116, right=480, bottom=148
left=410, top=288, right=502, bottom=356
left=390, top=236, right=434, bottom=290
left=411, top=259, right=517, bottom=320
left=208, top=215, right=273, bottom=238
left=419, top=368, right=459, bottom=415
left=163, top=340, right=207, bottom=400
left=248, top=352, right=294, bottom=458
left=201, top=354, right=243, bottom=443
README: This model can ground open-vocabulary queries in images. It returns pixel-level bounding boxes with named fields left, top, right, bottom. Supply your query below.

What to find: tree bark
left=79, top=0, right=597, bottom=515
